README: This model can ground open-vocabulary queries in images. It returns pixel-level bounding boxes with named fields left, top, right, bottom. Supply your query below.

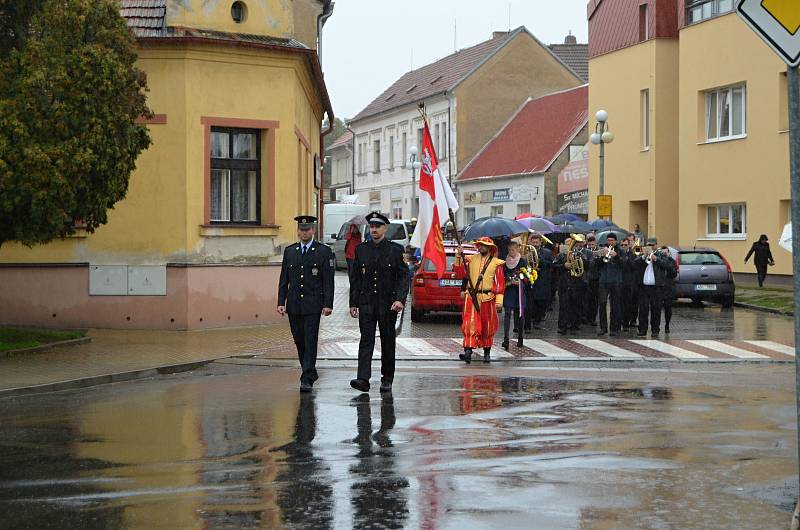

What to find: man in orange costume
left=453, top=237, right=505, bottom=364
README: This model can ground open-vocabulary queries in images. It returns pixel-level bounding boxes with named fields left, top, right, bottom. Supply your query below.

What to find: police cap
left=294, top=215, right=317, bottom=229
left=365, top=211, right=390, bottom=226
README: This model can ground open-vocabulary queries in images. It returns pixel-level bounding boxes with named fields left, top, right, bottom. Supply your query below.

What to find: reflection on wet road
left=0, top=365, right=796, bottom=529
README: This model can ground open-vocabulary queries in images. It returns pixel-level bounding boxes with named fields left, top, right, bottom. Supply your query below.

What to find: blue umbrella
left=590, top=218, right=616, bottom=230
left=553, top=213, right=581, bottom=223
left=464, top=216, right=529, bottom=240
left=559, top=220, right=593, bottom=233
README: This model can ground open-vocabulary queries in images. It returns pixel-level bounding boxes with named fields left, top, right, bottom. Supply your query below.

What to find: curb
left=1, top=336, right=92, bottom=359
left=0, top=359, right=214, bottom=399
left=734, top=301, right=794, bottom=317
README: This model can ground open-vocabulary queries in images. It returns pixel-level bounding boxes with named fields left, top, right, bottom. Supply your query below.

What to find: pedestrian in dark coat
left=502, top=241, right=527, bottom=350
left=527, top=234, right=552, bottom=329
left=277, top=215, right=335, bottom=392
left=349, top=212, right=409, bottom=394
left=744, top=234, right=775, bottom=287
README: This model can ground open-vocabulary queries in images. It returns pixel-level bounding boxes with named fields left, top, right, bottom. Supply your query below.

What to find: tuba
left=565, top=233, right=585, bottom=278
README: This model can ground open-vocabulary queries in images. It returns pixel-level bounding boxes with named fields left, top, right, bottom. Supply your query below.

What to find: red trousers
left=461, top=296, right=499, bottom=349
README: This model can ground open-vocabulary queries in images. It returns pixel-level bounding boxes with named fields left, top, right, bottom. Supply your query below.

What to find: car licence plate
left=695, top=284, right=717, bottom=291
left=439, top=279, right=461, bottom=287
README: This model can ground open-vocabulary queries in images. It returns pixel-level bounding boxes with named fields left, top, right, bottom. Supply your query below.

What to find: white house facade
left=457, top=176, right=546, bottom=223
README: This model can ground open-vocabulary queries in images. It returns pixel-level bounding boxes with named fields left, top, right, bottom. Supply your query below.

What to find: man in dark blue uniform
left=277, top=215, right=335, bottom=392
left=349, top=212, right=409, bottom=394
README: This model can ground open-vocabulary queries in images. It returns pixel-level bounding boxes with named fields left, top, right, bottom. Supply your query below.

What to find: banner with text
left=557, top=144, right=589, bottom=215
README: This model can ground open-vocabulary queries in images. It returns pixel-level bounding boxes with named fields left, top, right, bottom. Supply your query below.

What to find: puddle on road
left=0, top=368, right=795, bottom=530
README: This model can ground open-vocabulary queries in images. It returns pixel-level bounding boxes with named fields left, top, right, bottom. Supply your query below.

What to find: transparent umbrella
left=779, top=222, right=792, bottom=253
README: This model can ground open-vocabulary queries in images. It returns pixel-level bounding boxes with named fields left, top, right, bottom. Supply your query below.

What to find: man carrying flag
left=409, top=115, right=459, bottom=279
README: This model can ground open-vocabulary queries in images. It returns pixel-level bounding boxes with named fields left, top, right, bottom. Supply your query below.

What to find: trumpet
left=602, top=244, right=614, bottom=263
left=633, top=238, right=643, bottom=256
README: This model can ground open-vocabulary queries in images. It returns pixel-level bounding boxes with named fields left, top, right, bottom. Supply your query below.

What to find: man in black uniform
left=582, top=235, right=600, bottom=326
left=596, top=233, right=623, bottom=337
left=277, top=215, right=335, bottom=392
left=349, top=212, right=409, bottom=394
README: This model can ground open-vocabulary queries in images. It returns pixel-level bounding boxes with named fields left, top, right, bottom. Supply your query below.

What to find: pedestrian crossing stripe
left=744, top=340, right=795, bottom=357
left=571, top=339, right=642, bottom=359
left=686, top=340, right=769, bottom=359
left=313, top=338, right=795, bottom=362
left=631, top=340, right=708, bottom=360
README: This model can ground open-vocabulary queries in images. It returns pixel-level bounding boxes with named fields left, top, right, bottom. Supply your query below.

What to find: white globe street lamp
left=593, top=109, right=614, bottom=219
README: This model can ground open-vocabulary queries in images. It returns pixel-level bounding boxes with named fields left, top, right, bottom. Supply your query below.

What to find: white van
left=331, top=219, right=412, bottom=269
left=321, top=203, right=367, bottom=244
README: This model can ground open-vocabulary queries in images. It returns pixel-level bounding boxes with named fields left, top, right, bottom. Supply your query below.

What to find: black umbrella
left=463, top=216, right=528, bottom=241
left=596, top=228, right=633, bottom=245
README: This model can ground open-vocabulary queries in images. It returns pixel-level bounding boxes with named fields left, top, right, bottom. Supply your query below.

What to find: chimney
left=493, top=31, right=509, bottom=40
left=564, top=31, right=577, bottom=45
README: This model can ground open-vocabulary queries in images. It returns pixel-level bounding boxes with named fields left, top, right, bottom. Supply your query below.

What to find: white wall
left=457, top=174, right=545, bottom=225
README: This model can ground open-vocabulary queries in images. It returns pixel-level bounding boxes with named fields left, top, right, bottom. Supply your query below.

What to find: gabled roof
left=352, top=26, right=581, bottom=123
left=457, top=85, right=588, bottom=182
left=549, top=43, right=588, bottom=82
left=327, top=130, right=353, bottom=151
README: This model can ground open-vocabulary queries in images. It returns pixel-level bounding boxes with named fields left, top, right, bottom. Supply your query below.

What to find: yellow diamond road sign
left=737, top=0, right=800, bottom=66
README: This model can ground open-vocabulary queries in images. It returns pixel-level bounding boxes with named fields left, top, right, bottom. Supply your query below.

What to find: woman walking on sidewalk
left=744, top=234, right=775, bottom=287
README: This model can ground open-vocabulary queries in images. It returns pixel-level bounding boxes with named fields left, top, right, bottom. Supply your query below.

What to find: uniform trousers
left=461, top=297, right=499, bottom=349
left=622, top=285, right=638, bottom=326
left=288, top=313, right=322, bottom=383
left=598, top=283, right=623, bottom=333
left=357, top=308, right=398, bottom=384
left=558, top=287, right=580, bottom=331
left=585, top=279, right=599, bottom=324
left=638, top=285, right=663, bottom=334
left=662, top=286, right=675, bottom=329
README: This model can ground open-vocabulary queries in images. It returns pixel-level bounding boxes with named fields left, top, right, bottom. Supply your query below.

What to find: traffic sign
left=597, top=195, right=612, bottom=217
left=737, top=0, right=800, bottom=66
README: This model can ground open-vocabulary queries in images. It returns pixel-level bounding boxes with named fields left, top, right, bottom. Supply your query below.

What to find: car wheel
left=410, top=307, right=424, bottom=322
left=720, top=295, right=734, bottom=309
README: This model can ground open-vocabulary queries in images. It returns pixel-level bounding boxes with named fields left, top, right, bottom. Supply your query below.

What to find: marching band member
left=595, top=233, right=624, bottom=337
left=582, top=235, right=600, bottom=327
left=634, top=237, right=675, bottom=337
left=527, top=233, right=552, bottom=330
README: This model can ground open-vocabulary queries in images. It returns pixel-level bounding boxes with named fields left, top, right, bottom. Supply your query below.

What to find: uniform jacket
left=349, top=238, right=409, bottom=312
left=530, top=247, right=552, bottom=300
left=454, top=254, right=506, bottom=305
left=595, top=245, right=624, bottom=284
left=633, top=251, right=675, bottom=287
left=582, top=246, right=600, bottom=282
left=618, top=250, right=638, bottom=286
left=552, top=251, right=585, bottom=289
left=278, top=240, right=335, bottom=315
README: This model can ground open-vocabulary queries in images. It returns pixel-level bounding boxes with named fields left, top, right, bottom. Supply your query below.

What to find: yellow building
left=587, top=0, right=791, bottom=277
left=0, top=0, right=335, bottom=329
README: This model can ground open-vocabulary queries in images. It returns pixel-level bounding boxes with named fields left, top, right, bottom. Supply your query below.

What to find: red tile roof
left=457, top=85, right=588, bottom=181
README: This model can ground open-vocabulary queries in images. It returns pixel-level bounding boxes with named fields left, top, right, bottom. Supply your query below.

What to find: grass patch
left=737, top=283, right=794, bottom=293
left=0, top=327, right=87, bottom=353
left=736, top=287, right=795, bottom=314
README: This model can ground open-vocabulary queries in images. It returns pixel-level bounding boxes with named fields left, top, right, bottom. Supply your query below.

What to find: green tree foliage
left=0, top=0, right=152, bottom=247
left=322, top=116, right=347, bottom=185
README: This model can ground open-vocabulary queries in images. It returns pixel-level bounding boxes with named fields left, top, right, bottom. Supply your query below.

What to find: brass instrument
left=633, top=238, right=643, bottom=256
left=602, top=244, right=614, bottom=263
left=521, top=231, right=553, bottom=271
left=565, top=233, right=585, bottom=278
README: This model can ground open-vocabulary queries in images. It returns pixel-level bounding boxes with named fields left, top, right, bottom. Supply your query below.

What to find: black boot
left=517, top=337, right=523, bottom=348
left=501, top=338, right=509, bottom=350
left=459, top=348, right=473, bottom=364
left=483, top=348, right=491, bottom=363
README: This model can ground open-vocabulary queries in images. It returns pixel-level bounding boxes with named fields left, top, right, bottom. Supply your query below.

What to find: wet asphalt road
left=0, top=362, right=796, bottom=530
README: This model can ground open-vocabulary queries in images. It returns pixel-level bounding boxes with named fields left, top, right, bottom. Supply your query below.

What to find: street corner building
left=0, top=0, right=335, bottom=330
left=347, top=27, right=587, bottom=226
left=587, top=0, right=791, bottom=277
left=456, top=84, right=589, bottom=222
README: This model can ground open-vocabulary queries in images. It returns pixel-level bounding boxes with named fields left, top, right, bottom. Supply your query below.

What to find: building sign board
left=737, top=0, right=800, bottom=66
left=597, top=195, right=613, bottom=217
left=557, top=144, right=589, bottom=215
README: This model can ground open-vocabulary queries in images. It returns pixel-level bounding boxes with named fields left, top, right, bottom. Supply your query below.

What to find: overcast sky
left=322, top=0, right=589, bottom=120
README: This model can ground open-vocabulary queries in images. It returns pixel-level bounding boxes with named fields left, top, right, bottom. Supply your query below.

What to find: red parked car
left=410, top=243, right=477, bottom=322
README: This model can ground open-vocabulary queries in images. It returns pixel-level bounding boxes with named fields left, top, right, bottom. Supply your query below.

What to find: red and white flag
left=410, top=121, right=459, bottom=278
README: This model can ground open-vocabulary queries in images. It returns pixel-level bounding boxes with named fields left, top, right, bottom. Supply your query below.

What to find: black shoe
left=350, top=378, right=370, bottom=392
left=557, top=329, right=567, bottom=335
left=609, top=332, right=619, bottom=337
left=597, top=330, right=607, bottom=336
left=513, top=327, right=518, bottom=333
left=459, top=348, right=473, bottom=364
left=501, top=338, right=509, bottom=350
left=300, top=380, right=313, bottom=393
left=637, top=331, right=647, bottom=337
left=664, top=325, right=670, bottom=334
left=380, top=381, right=392, bottom=393
left=516, top=338, right=523, bottom=348
left=651, top=332, right=659, bottom=338
left=622, top=325, right=629, bottom=332
left=483, top=348, right=491, bottom=363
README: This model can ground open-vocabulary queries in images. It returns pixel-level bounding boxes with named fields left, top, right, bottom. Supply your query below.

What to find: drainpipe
left=317, top=1, right=335, bottom=64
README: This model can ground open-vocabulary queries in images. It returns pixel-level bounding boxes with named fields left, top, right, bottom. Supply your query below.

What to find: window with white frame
left=705, top=84, right=746, bottom=141
left=706, top=203, right=746, bottom=237
left=464, top=207, right=476, bottom=224
left=641, top=89, right=650, bottom=149
left=687, top=0, right=732, bottom=24
left=391, top=200, right=402, bottom=219
left=490, top=205, right=504, bottom=217
left=210, top=127, right=260, bottom=223
left=389, top=135, right=395, bottom=169
left=401, top=132, right=407, bottom=167
left=440, top=122, right=448, bottom=159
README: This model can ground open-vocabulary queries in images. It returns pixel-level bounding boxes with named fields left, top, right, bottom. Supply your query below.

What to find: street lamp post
left=590, top=109, right=615, bottom=218
left=409, top=145, right=422, bottom=218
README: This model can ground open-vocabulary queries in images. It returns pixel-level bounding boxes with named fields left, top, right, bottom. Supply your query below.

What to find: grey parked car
left=666, top=246, right=735, bottom=308
left=331, top=220, right=411, bottom=270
